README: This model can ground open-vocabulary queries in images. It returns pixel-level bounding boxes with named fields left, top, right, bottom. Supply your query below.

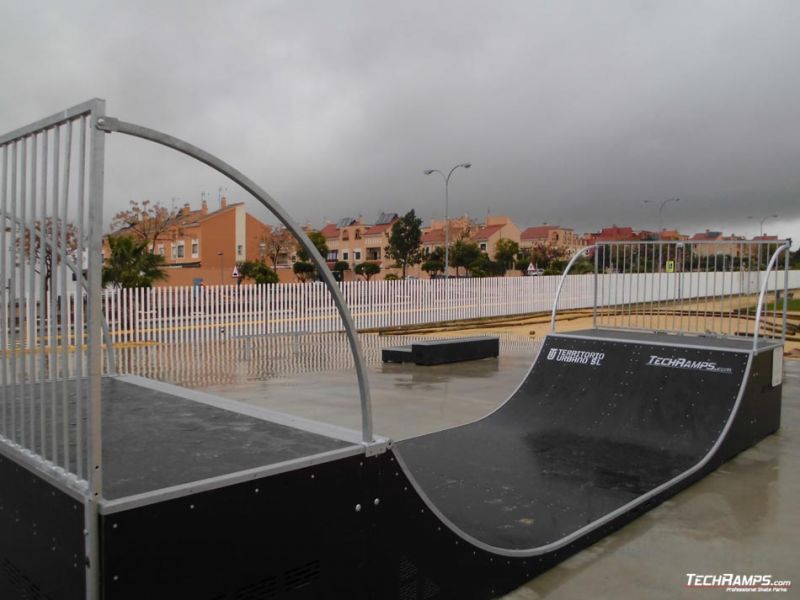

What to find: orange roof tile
left=363, top=221, right=395, bottom=236
left=319, top=223, right=339, bottom=239
left=422, top=229, right=447, bottom=245
left=521, top=225, right=558, bottom=240
left=690, top=231, right=722, bottom=241
left=471, top=224, right=504, bottom=241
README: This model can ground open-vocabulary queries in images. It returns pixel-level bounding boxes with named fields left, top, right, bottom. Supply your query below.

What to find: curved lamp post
left=748, top=213, right=778, bottom=237
left=644, top=197, right=680, bottom=240
left=424, top=163, right=471, bottom=277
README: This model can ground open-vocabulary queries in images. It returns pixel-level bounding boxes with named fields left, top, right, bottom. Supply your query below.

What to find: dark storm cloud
left=1, top=0, right=799, bottom=242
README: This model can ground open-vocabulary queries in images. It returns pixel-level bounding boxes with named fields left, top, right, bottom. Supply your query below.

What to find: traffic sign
left=232, top=265, right=240, bottom=278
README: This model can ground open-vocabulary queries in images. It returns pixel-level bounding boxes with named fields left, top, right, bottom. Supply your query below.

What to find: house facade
left=104, top=198, right=273, bottom=286
left=689, top=230, right=746, bottom=258
left=519, top=225, right=584, bottom=256
left=470, top=216, right=521, bottom=259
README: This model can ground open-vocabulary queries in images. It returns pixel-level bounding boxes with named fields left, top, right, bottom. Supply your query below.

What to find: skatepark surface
left=188, top=334, right=798, bottom=599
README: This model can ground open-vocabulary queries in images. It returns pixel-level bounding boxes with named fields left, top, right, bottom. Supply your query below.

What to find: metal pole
left=760, top=214, right=777, bottom=237
left=444, top=177, right=449, bottom=277
left=85, top=99, right=106, bottom=600
left=783, top=241, right=790, bottom=343
left=748, top=214, right=778, bottom=237
left=645, top=197, right=679, bottom=240
left=424, top=163, right=471, bottom=278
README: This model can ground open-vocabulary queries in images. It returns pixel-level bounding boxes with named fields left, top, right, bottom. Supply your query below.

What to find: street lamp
left=424, top=163, right=472, bottom=277
left=644, top=197, right=680, bottom=240
left=747, top=214, right=778, bottom=237
left=217, top=251, right=224, bottom=285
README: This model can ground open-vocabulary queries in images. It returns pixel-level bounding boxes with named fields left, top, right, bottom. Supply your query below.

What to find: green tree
left=494, top=239, right=519, bottom=270
left=570, top=257, right=594, bottom=275
left=295, top=230, right=329, bottom=262
left=332, top=260, right=350, bottom=282
left=528, top=243, right=568, bottom=272
left=292, top=230, right=329, bottom=282
left=237, top=260, right=279, bottom=284
left=421, top=260, right=444, bottom=278
left=103, top=236, right=168, bottom=288
left=385, top=210, right=423, bottom=278
left=428, top=246, right=445, bottom=262
left=450, top=240, right=481, bottom=277
left=469, top=254, right=506, bottom=277
left=354, top=262, right=380, bottom=281
left=292, top=261, right=315, bottom=283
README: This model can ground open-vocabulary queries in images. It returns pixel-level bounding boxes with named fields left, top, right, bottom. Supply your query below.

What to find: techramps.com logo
left=646, top=355, right=733, bottom=374
left=686, top=573, right=792, bottom=593
left=546, top=348, right=605, bottom=366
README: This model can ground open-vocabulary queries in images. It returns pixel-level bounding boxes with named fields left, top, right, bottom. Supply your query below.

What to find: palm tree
left=103, top=236, right=168, bottom=288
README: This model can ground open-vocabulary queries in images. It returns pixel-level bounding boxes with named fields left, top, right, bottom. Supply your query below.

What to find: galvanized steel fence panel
left=1, top=100, right=106, bottom=487
left=592, top=241, right=794, bottom=341
left=1, top=100, right=107, bottom=600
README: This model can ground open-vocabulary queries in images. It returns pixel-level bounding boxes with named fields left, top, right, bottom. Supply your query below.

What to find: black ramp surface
left=395, top=334, right=748, bottom=550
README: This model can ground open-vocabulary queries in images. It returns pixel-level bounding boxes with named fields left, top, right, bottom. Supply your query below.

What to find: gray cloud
left=2, top=0, right=799, bottom=244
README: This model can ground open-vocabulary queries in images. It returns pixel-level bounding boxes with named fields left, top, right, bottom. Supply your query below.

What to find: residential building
left=470, top=215, right=521, bottom=259
left=104, top=198, right=272, bottom=286
left=519, top=224, right=584, bottom=256
left=321, top=216, right=366, bottom=267
left=586, top=225, right=638, bottom=244
left=655, top=229, right=688, bottom=241
left=320, top=213, right=402, bottom=278
left=421, top=215, right=475, bottom=257
left=689, top=230, right=746, bottom=257
left=361, top=212, right=398, bottom=268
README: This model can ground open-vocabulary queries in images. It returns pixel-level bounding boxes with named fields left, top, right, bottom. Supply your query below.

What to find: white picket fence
left=103, top=276, right=591, bottom=344
left=99, top=271, right=800, bottom=345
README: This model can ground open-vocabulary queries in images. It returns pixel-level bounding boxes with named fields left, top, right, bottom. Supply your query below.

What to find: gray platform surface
left=102, top=377, right=356, bottom=499
left=3, top=377, right=354, bottom=500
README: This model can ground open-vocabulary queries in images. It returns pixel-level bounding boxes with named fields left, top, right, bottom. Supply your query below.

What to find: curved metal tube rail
left=550, top=245, right=595, bottom=332
left=752, top=240, right=791, bottom=352
left=96, top=117, right=375, bottom=444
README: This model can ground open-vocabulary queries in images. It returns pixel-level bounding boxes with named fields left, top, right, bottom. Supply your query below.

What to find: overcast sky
left=2, top=0, right=799, bottom=243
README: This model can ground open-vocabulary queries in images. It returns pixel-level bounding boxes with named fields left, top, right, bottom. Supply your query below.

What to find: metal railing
left=551, top=239, right=793, bottom=345
left=1, top=99, right=107, bottom=598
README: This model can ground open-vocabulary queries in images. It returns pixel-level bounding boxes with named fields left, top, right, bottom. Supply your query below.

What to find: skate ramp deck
left=394, top=330, right=754, bottom=551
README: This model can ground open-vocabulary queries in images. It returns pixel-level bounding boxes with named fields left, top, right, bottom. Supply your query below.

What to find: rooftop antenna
left=218, top=186, right=228, bottom=208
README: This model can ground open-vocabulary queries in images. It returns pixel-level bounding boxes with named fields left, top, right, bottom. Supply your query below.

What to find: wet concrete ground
left=125, top=333, right=798, bottom=598
left=200, top=334, right=539, bottom=440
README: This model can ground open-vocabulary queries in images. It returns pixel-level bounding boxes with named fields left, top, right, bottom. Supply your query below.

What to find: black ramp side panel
left=0, top=454, right=85, bottom=600
left=395, top=335, right=748, bottom=550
